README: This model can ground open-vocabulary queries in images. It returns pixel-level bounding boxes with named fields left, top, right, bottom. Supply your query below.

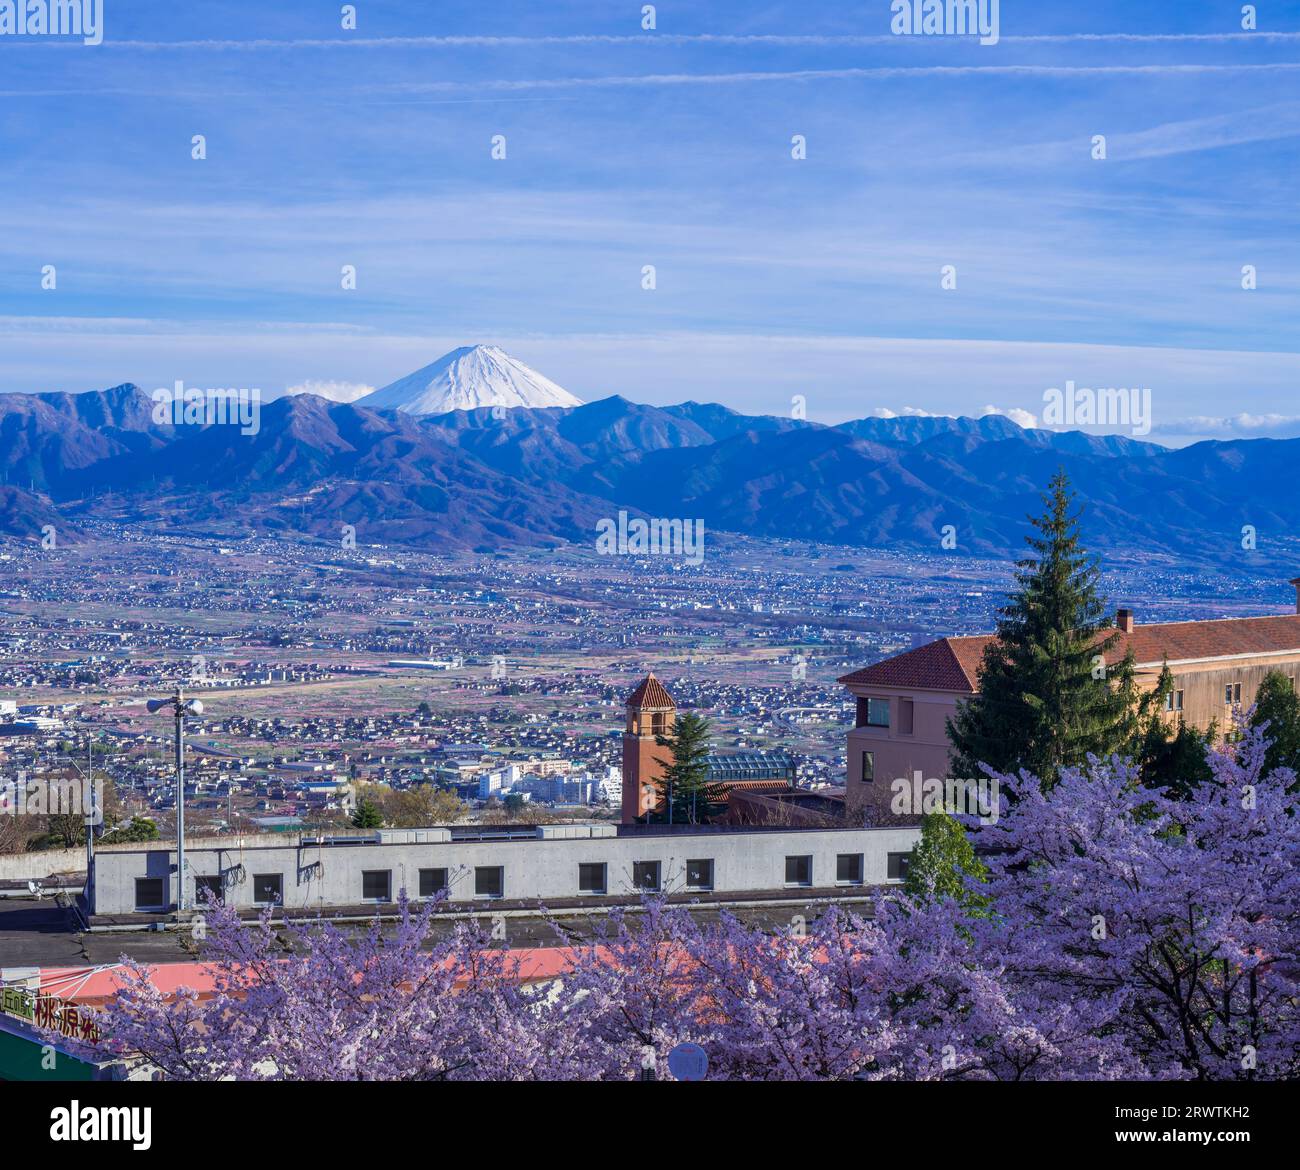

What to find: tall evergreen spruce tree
left=947, top=470, right=1132, bottom=786
left=653, top=711, right=726, bottom=824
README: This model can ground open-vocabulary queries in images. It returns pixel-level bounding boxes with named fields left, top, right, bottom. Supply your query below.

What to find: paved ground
left=0, top=899, right=153, bottom=967
left=0, top=896, right=856, bottom=968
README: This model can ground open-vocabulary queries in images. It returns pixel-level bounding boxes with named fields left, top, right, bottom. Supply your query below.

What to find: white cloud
left=87, top=32, right=1300, bottom=51
left=274, top=379, right=375, bottom=404
left=868, top=406, right=948, bottom=419
left=380, top=62, right=1300, bottom=98
left=1151, top=413, right=1300, bottom=440
left=981, top=404, right=1039, bottom=428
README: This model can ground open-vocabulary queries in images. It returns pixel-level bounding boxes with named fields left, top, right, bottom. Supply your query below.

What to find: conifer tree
left=351, top=797, right=383, bottom=829
left=653, top=711, right=725, bottom=824
left=947, top=470, right=1130, bottom=786
left=1249, top=670, right=1300, bottom=789
left=1130, top=661, right=1214, bottom=798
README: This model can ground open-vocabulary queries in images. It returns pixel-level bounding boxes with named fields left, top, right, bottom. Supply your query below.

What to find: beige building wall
left=845, top=688, right=963, bottom=821
left=844, top=652, right=1300, bottom=819
left=1158, top=656, right=1299, bottom=732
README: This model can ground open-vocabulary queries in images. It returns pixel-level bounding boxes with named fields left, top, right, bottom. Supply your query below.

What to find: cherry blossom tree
left=970, top=723, right=1300, bottom=1080
left=83, top=896, right=560, bottom=1080
left=62, top=725, right=1300, bottom=1081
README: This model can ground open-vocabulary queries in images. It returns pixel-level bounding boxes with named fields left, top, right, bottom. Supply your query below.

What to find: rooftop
left=93, top=819, right=898, bottom=854
left=706, top=750, right=797, bottom=783
left=839, top=612, right=1300, bottom=693
left=625, top=672, right=675, bottom=710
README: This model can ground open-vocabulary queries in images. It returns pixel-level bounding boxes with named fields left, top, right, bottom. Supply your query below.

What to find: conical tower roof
left=625, top=671, right=675, bottom=709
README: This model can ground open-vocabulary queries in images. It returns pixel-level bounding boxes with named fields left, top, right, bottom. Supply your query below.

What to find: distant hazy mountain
left=273, top=380, right=375, bottom=404
left=419, top=395, right=756, bottom=486
left=0, top=382, right=1295, bottom=568
left=359, top=345, right=584, bottom=415
left=836, top=413, right=1162, bottom=458
left=0, top=386, right=603, bottom=549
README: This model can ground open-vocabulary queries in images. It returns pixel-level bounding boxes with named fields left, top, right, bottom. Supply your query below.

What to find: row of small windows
left=1219, top=678, right=1296, bottom=707
left=134, top=852, right=914, bottom=910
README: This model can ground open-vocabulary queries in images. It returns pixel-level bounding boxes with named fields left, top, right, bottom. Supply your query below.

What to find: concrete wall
left=89, top=824, right=922, bottom=915
left=0, top=833, right=289, bottom=883
left=0, top=846, right=85, bottom=882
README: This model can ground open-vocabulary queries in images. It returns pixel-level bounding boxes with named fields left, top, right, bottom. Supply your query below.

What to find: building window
left=1226, top=682, right=1242, bottom=705
left=475, top=866, right=504, bottom=899
left=1165, top=690, right=1184, bottom=712
left=362, top=870, right=391, bottom=902
left=785, top=855, right=812, bottom=887
left=418, top=868, right=448, bottom=898
left=195, top=875, right=223, bottom=905
left=861, top=750, right=875, bottom=784
left=252, top=873, right=283, bottom=905
left=866, top=698, right=890, bottom=728
left=134, top=877, right=165, bottom=910
left=836, top=853, right=864, bottom=885
left=898, top=699, right=914, bottom=736
left=686, top=859, right=714, bottom=890
left=633, top=861, right=661, bottom=892
left=1235, top=683, right=1242, bottom=703
left=887, top=852, right=912, bottom=882
left=578, top=862, right=607, bottom=894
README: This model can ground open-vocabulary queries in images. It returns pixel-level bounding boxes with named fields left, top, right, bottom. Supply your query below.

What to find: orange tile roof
left=1116, top=614, right=1300, bottom=665
left=38, top=948, right=617, bottom=1007
left=626, top=672, right=675, bottom=709
left=839, top=613, right=1300, bottom=695
left=839, top=638, right=981, bottom=692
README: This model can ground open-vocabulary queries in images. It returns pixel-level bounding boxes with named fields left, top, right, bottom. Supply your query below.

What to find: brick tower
left=621, top=672, right=676, bottom=824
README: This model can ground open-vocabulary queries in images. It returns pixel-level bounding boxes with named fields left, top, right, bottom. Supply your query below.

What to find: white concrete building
left=88, top=822, right=922, bottom=916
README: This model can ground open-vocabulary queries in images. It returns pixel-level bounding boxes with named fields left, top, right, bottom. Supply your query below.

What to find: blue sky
left=1, top=0, right=1298, bottom=443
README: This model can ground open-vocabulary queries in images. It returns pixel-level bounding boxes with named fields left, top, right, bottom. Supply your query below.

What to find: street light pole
left=147, top=686, right=204, bottom=915
left=174, top=690, right=185, bottom=912
left=85, top=731, right=95, bottom=878
left=62, top=720, right=102, bottom=913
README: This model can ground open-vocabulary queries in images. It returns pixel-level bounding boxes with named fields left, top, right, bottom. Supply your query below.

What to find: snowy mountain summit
left=359, top=345, right=584, bottom=415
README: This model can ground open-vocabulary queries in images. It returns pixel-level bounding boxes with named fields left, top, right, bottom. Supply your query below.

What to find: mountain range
left=0, top=356, right=1295, bottom=568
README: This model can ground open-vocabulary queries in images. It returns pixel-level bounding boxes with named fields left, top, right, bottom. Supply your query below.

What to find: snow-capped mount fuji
left=359, top=345, right=584, bottom=415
